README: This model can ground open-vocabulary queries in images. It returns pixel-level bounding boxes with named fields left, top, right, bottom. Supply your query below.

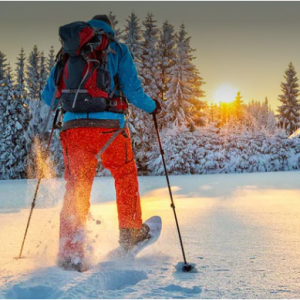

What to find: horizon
left=1, top=1, right=300, bottom=110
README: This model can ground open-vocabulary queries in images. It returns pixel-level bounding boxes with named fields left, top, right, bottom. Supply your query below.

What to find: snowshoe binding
left=119, top=223, right=151, bottom=252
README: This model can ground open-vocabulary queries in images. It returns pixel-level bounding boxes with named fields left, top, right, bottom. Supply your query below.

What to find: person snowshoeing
left=42, top=14, right=161, bottom=272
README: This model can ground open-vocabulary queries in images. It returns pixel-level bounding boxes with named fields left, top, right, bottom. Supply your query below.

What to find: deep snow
left=1, top=171, right=300, bottom=298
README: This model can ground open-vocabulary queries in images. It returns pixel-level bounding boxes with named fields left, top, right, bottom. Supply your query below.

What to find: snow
left=1, top=171, right=300, bottom=298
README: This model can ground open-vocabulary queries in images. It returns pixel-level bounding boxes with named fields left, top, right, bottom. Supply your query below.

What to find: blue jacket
left=42, top=19, right=156, bottom=128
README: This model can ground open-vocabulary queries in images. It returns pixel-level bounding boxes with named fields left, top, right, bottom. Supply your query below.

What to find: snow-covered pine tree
left=155, top=20, right=177, bottom=131
left=108, top=11, right=121, bottom=39
left=0, top=51, right=7, bottom=82
left=233, top=91, right=244, bottom=123
left=207, top=103, right=221, bottom=127
left=121, top=12, right=143, bottom=72
left=147, top=125, right=198, bottom=175
left=268, top=130, right=290, bottom=171
left=259, top=97, right=269, bottom=127
left=0, top=52, right=7, bottom=178
left=5, top=48, right=30, bottom=179
left=266, top=109, right=278, bottom=134
left=131, top=13, right=161, bottom=173
left=47, top=46, right=55, bottom=74
left=165, top=24, right=205, bottom=128
left=25, top=46, right=51, bottom=178
left=219, top=102, right=230, bottom=126
left=141, top=13, right=161, bottom=100
left=26, top=47, right=49, bottom=135
left=194, top=123, right=224, bottom=174
left=25, top=45, right=40, bottom=177
left=0, top=64, right=18, bottom=179
left=26, top=45, right=40, bottom=100
left=277, top=62, right=300, bottom=135
left=247, top=100, right=259, bottom=118
left=120, top=11, right=148, bottom=169
left=0, top=51, right=8, bottom=132
left=159, top=20, right=176, bottom=101
left=39, top=51, right=48, bottom=89
left=188, top=63, right=206, bottom=127
left=0, top=52, right=8, bottom=177
left=244, top=98, right=273, bottom=130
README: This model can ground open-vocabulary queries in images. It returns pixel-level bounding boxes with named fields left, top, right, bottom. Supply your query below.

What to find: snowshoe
left=119, top=223, right=151, bottom=252
left=107, top=216, right=162, bottom=260
left=58, top=257, right=89, bottom=273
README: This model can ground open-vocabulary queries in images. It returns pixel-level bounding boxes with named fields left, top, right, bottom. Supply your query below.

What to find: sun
left=214, top=85, right=238, bottom=104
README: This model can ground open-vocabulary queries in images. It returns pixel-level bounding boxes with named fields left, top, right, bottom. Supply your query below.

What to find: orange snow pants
left=58, top=127, right=142, bottom=259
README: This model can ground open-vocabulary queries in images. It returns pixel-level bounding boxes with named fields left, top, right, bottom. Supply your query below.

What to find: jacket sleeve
left=41, top=65, right=57, bottom=107
left=117, top=44, right=156, bottom=114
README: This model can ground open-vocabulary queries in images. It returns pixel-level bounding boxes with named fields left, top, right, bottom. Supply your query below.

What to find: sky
left=1, top=1, right=300, bottom=110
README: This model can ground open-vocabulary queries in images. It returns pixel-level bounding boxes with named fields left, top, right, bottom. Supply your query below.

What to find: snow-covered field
left=1, top=171, right=300, bottom=298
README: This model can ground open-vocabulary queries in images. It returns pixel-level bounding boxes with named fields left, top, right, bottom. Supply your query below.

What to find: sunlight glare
left=214, top=85, right=238, bottom=104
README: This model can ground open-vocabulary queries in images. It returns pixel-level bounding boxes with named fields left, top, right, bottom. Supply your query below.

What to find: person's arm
left=117, top=44, right=156, bottom=114
left=41, top=66, right=57, bottom=106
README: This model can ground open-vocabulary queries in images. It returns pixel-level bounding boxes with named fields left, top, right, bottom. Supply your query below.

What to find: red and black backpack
left=54, top=21, right=128, bottom=114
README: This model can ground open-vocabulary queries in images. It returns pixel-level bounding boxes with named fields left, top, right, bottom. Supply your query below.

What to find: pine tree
left=25, top=46, right=50, bottom=178
left=188, top=58, right=206, bottom=127
left=219, top=102, right=230, bottom=126
left=0, top=51, right=7, bottom=81
left=189, top=97, right=207, bottom=128
left=120, top=12, right=148, bottom=172
left=0, top=52, right=8, bottom=133
left=208, top=103, right=221, bottom=126
left=260, top=97, right=269, bottom=127
left=266, top=109, right=278, bottom=134
left=121, top=12, right=143, bottom=71
left=141, top=13, right=161, bottom=100
left=233, top=91, right=244, bottom=122
left=26, top=47, right=49, bottom=135
left=26, top=45, right=40, bottom=99
left=8, top=48, right=30, bottom=179
left=277, top=62, right=300, bottom=135
left=47, top=46, right=55, bottom=74
left=131, top=13, right=161, bottom=172
left=108, top=11, right=121, bottom=39
left=194, top=124, right=224, bottom=174
left=159, top=20, right=176, bottom=101
left=39, top=51, right=48, bottom=91
left=0, top=64, right=18, bottom=179
left=25, top=46, right=40, bottom=177
left=165, top=24, right=205, bottom=128
left=147, top=125, right=198, bottom=175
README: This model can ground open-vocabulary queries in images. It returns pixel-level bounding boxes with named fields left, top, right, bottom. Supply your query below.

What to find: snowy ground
left=1, top=171, right=300, bottom=298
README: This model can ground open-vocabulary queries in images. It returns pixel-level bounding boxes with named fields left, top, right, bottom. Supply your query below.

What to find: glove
left=151, top=99, right=162, bottom=115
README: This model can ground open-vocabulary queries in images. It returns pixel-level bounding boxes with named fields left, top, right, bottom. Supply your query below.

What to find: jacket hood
left=87, top=19, right=115, bottom=37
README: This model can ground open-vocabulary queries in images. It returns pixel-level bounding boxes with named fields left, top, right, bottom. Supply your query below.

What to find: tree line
left=0, top=12, right=299, bottom=179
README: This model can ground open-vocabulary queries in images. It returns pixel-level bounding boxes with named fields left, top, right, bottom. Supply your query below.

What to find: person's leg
left=101, top=128, right=142, bottom=230
left=59, top=128, right=99, bottom=264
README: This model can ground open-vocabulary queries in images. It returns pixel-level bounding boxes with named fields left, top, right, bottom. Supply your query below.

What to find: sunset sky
left=1, top=1, right=300, bottom=110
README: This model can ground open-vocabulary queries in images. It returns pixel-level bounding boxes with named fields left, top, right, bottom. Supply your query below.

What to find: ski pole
left=152, top=114, right=193, bottom=272
left=18, top=109, right=60, bottom=259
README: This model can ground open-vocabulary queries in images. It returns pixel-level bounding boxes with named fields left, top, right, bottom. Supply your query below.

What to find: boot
left=57, top=256, right=89, bottom=272
left=119, top=223, right=150, bottom=251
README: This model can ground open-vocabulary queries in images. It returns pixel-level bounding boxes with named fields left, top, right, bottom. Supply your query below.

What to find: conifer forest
left=1, top=12, right=300, bottom=180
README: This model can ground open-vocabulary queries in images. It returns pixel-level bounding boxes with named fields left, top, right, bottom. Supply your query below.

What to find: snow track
left=1, top=172, right=300, bottom=298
